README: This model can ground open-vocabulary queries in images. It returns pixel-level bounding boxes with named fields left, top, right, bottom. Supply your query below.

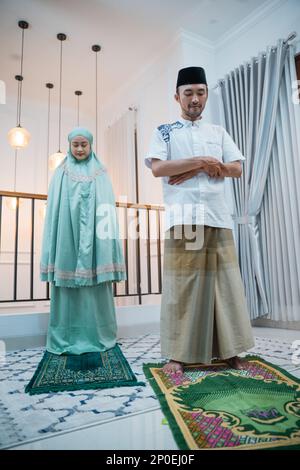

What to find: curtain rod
left=284, top=31, right=297, bottom=43
left=211, top=31, right=297, bottom=90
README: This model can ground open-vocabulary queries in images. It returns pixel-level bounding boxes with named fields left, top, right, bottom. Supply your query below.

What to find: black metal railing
left=0, top=191, right=164, bottom=305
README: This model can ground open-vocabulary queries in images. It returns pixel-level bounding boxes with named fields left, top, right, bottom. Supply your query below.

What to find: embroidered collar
left=179, top=117, right=204, bottom=128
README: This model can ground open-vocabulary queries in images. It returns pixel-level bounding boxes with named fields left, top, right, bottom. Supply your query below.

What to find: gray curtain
left=218, top=39, right=300, bottom=321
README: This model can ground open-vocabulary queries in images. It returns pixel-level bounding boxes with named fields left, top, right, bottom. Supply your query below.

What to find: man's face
left=70, top=136, right=91, bottom=160
left=175, top=84, right=208, bottom=120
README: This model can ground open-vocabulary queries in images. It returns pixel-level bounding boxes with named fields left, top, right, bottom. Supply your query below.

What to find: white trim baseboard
left=0, top=304, right=160, bottom=351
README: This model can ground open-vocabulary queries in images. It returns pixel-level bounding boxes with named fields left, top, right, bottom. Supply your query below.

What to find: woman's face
left=71, top=136, right=91, bottom=160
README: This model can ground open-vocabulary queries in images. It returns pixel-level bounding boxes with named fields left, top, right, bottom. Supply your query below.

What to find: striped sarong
left=161, top=225, right=255, bottom=364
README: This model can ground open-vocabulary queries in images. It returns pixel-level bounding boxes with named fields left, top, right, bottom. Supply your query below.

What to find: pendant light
left=75, top=90, right=82, bottom=126
left=49, top=33, right=67, bottom=171
left=8, top=20, right=31, bottom=149
left=92, top=44, right=101, bottom=154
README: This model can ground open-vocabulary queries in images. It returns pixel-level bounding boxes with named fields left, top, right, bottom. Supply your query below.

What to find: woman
left=40, top=127, right=126, bottom=355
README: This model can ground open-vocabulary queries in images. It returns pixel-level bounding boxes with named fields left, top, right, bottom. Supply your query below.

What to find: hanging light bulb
left=8, top=21, right=31, bottom=149
left=49, top=33, right=67, bottom=171
left=49, top=151, right=65, bottom=171
left=8, top=124, right=30, bottom=149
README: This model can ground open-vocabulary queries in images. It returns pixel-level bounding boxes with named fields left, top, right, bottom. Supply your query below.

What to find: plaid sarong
left=161, top=225, right=255, bottom=364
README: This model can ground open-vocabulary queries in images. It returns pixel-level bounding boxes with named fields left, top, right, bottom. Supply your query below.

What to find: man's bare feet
left=163, top=360, right=184, bottom=375
left=226, top=356, right=244, bottom=370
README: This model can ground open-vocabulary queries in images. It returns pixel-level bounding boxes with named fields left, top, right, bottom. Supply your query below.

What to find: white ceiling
left=0, top=0, right=267, bottom=114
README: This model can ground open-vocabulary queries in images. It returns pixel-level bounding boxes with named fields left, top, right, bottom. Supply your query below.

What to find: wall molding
left=179, top=28, right=215, bottom=53
left=252, top=318, right=300, bottom=331
left=215, top=0, right=289, bottom=49
left=0, top=301, right=49, bottom=312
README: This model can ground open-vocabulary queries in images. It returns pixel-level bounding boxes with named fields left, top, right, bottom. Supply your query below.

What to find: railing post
left=30, top=198, right=35, bottom=300
left=13, top=197, right=20, bottom=301
left=124, top=205, right=129, bottom=296
left=146, top=208, right=152, bottom=294
left=156, top=209, right=162, bottom=294
left=135, top=208, right=142, bottom=305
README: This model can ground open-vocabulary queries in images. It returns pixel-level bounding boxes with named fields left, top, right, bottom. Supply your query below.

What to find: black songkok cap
left=176, top=66, right=207, bottom=89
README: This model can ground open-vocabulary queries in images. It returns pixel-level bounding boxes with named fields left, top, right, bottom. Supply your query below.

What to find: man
left=145, top=66, right=255, bottom=374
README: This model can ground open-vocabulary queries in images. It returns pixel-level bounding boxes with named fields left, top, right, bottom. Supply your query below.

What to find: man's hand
left=151, top=156, right=223, bottom=178
left=168, top=169, right=200, bottom=185
left=168, top=158, right=226, bottom=185
left=202, top=158, right=226, bottom=178
left=156, top=157, right=241, bottom=183
left=203, top=159, right=242, bottom=178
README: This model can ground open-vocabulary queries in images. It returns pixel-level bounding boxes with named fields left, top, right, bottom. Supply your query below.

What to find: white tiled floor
left=8, top=326, right=300, bottom=450
left=9, top=408, right=177, bottom=450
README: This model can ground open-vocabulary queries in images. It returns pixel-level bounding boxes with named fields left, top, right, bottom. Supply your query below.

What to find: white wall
left=101, top=31, right=219, bottom=205
left=101, top=35, right=185, bottom=205
left=214, top=0, right=300, bottom=81
left=0, top=97, right=95, bottom=194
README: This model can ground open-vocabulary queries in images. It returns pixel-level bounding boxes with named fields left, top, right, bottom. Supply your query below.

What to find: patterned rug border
left=25, top=344, right=145, bottom=395
left=143, top=355, right=300, bottom=451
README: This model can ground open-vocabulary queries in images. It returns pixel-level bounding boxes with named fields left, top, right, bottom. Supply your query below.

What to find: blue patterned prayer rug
left=25, top=344, right=145, bottom=395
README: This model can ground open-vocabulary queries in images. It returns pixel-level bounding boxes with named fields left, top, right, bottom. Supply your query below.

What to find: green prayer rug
left=143, top=355, right=300, bottom=450
left=25, top=344, right=145, bottom=395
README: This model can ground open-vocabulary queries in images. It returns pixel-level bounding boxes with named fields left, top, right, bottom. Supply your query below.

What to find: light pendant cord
left=16, top=22, right=27, bottom=126
left=75, top=90, right=82, bottom=126
left=95, top=50, right=98, bottom=154
left=77, top=94, right=79, bottom=126
left=57, top=33, right=66, bottom=152
left=16, top=79, right=21, bottom=125
left=46, top=83, right=54, bottom=186
left=58, top=39, right=62, bottom=152
left=92, top=45, right=101, bottom=155
left=47, top=86, right=51, bottom=167
left=18, top=27, right=24, bottom=126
